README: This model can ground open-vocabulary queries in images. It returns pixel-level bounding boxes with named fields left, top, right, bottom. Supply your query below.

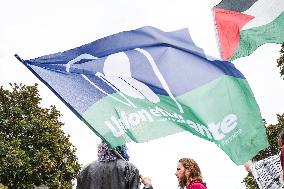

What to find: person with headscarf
left=76, top=141, right=153, bottom=189
left=175, top=158, right=207, bottom=189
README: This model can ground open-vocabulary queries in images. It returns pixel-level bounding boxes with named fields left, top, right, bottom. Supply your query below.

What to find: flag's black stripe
left=215, top=0, right=258, bottom=12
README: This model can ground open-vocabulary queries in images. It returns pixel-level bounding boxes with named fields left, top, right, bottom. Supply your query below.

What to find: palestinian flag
left=213, top=0, right=284, bottom=61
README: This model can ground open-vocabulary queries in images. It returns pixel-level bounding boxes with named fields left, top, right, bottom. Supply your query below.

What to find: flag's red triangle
left=214, top=7, right=254, bottom=60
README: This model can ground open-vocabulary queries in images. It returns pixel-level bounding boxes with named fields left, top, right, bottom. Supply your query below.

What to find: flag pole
left=14, top=54, right=24, bottom=63
left=113, top=149, right=126, bottom=161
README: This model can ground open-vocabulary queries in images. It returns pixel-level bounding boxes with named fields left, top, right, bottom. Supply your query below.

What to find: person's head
left=97, top=141, right=130, bottom=162
left=278, top=129, right=284, bottom=148
left=175, top=158, right=203, bottom=188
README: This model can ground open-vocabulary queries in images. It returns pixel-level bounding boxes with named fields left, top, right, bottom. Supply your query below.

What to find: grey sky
left=1, top=0, right=283, bottom=188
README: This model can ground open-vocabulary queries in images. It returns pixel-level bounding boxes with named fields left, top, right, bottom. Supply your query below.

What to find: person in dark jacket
left=76, top=141, right=153, bottom=189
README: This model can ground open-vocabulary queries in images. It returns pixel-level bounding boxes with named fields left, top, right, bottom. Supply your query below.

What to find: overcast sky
left=1, top=0, right=284, bottom=188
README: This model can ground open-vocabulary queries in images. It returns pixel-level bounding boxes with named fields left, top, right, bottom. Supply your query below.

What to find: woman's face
left=175, top=162, right=188, bottom=187
left=175, top=162, right=185, bottom=182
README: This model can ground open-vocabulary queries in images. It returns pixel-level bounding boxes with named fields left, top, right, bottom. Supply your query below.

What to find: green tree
left=243, top=114, right=284, bottom=188
left=277, top=43, right=284, bottom=79
left=0, top=83, right=81, bottom=189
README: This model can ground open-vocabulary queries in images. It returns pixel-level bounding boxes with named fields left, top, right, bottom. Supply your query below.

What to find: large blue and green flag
left=17, top=26, right=268, bottom=165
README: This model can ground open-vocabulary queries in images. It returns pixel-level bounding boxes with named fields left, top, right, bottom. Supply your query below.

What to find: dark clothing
left=280, top=147, right=284, bottom=180
left=187, top=180, right=207, bottom=189
left=280, top=147, right=284, bottom=168
left=77, top=159, right=140, bottom=189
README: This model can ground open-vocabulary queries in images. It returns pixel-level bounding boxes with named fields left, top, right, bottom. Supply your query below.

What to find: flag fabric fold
left=213, top=0, right=284, bottom=61
left=19, top=26, right=268, bottom=165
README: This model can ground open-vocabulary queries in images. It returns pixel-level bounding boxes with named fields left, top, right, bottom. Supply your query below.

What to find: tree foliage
left=243, top=114, right=284, bottom=188
left=277, top=43, right=284, bottom=79
left=0, top=83, right=81, bottom=189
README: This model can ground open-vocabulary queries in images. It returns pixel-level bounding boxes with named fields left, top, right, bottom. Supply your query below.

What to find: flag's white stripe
left=81, top=74, right=134, bottom=107
left=95, top=72, right=137, bottom=108
left=243, top=0, right=284, bottom=30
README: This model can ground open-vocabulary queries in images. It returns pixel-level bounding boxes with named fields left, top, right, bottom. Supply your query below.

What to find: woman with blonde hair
left=175, top=158, right=207, bottom=189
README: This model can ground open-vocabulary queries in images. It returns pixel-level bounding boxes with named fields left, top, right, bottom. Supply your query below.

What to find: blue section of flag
left=26, top=26, right=205, bottom=63
left=24, top=26, right=244, bottom=114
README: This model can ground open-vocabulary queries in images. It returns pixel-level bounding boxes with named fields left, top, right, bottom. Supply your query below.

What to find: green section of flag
left=82, top=92, right=210, bottom=146
left=83, top=76, right=268, bottom=165
left=231, top=12, right=284, bottom=61
left=178, top=76, right=268, bottom=164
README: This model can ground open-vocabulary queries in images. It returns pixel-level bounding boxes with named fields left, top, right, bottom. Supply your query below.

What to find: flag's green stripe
left=83, top=76, right=268, bottom=165
left=178, top=76, right=268, bottom=164
left=231, top=11, right=284, bottom=61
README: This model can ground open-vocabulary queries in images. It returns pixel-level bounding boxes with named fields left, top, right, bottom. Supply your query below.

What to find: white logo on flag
left=66, top=49, right=184, bottom=113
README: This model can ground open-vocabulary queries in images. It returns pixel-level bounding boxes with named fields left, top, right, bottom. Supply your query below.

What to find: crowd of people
left=76, top=129, right=284, bottom=189
left=76, top=141, right=207, bottom=189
